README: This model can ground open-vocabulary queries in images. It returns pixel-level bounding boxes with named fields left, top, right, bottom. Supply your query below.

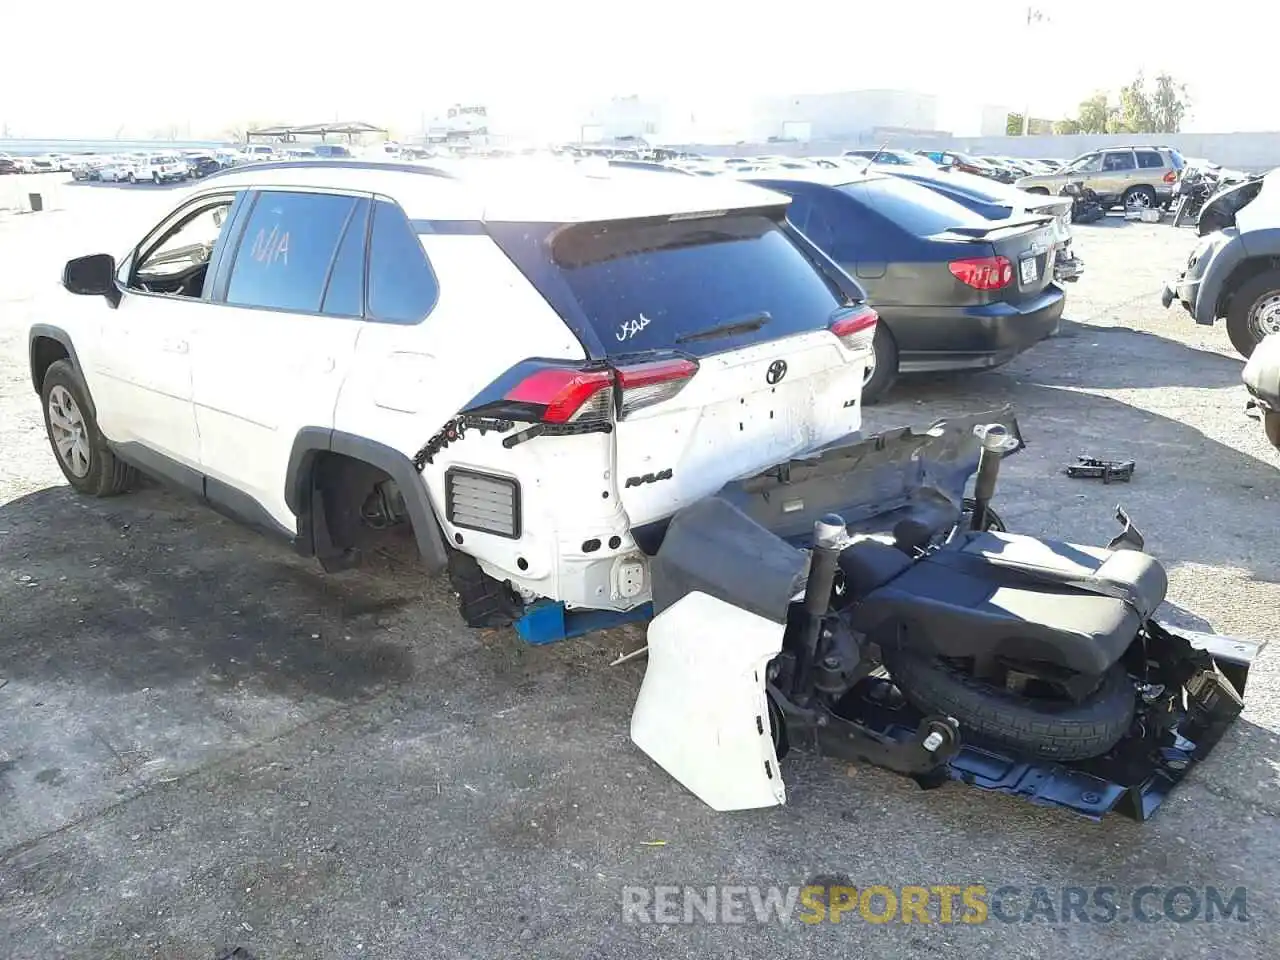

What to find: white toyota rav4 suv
left=31, top=160, right=876, bottom=629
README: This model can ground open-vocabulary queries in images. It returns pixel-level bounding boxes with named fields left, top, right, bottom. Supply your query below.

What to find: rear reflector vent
left=446, top=468, right=521, bottom=539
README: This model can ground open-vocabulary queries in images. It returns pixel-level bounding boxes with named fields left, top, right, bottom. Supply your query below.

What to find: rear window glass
left=490, top=214, right=843, bottom=357
left=1136, top=151, right=1164, bottom=169
left=843, top=178, right=990, bottom=236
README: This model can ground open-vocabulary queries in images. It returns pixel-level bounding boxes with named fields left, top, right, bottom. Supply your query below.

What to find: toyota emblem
left=765, top=359, right=788, bottom=385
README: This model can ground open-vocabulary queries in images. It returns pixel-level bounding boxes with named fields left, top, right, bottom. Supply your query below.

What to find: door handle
left=163, top=338, right=189, bottom=355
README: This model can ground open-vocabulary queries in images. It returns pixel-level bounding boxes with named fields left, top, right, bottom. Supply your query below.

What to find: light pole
left=1021, top=6, right=1049, bottom=136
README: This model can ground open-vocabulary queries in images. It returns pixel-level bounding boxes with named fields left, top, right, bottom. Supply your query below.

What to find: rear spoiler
left=936, top=214, right=1055, bottom=240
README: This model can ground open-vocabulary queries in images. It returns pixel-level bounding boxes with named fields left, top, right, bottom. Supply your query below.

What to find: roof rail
left=200, top=158, right=458, bottom=182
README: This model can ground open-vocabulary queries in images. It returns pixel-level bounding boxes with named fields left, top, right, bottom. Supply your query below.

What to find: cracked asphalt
left=1, top=176, right=1278, bottom=959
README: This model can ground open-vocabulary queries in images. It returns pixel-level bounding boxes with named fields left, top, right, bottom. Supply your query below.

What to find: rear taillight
left=478, top=358, right=699, bottom=426
left=1164, top=170, right=1178, bottom=183
left=949, top=256, right=1013, bottom=290
left=616, top=357, right=698, bottom=417
left=829, top=304, right=879, bottom=352
left=504, top=368, right=614, bottom=423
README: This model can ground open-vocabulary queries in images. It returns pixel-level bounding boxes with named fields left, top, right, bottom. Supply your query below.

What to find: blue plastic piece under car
left=514, top=600, right=653, bottom=645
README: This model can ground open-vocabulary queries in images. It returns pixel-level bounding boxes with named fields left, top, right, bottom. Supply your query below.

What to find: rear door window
left=1135, top=150, right=1164, bottom=169
left=490, top=213, right=844, bottom=357
left=225, top=191, right=355, bottom=313
left=1102, top=151, right=1136, bottom=171
left=843, top=177, right=990, bottom=237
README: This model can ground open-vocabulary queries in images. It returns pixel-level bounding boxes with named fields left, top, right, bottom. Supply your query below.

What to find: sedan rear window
left=489, top=214, right=844, bottom=357
left=842, top=178, right=991, bottom=237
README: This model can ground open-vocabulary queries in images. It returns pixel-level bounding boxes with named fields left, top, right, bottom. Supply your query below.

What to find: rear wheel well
left=30, top=336, right=70, bottom=394
left=1217, top=257, right=1280, bottom=319
left=305, top=451, right=421, bottom=570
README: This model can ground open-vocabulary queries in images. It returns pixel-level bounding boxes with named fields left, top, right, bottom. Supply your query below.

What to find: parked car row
left=0, top=152, right=75, bottom=174
left=70, top=150, right=245, bottom=183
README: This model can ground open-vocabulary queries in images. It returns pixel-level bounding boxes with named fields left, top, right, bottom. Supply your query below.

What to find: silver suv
left=1015, top=146, right=1185, bottom=209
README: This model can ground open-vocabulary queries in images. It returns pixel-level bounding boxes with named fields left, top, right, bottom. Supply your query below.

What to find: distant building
left=578, top=89, right=965, bottom=145
left=578, top=95, right=663, bottom=142
left=426, top=104, right=490, bottom=144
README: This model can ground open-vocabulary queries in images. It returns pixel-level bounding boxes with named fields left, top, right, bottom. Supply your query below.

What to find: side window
left=365, top=199, right=439, bottom=324
left=1072, top=153, right=1101, bottom=173
left=131, top=196, right=235, bottom=298
left=321, top=199, right=370, bottom=317
left=1135, top=150, right=1164, bottom=169
left=225, top=191, right=355, bottom=313
left=1103, top=151, right=1136, bottom=171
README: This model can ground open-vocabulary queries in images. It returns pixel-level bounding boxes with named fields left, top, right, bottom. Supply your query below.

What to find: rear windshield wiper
left=675, top=312, right=771, bottom=344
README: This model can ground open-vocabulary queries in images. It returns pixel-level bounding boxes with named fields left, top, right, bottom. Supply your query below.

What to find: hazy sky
left=2, top=0, right=1274, bottom=139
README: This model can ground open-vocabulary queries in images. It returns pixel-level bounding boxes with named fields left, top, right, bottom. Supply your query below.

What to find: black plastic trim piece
left=445, top=467, right=522, bottom=540
left=108, top=441, right=204, bottom=497
left=204, top=477, right=296, bottom=542
left=28, top=325, right=83, bottom=399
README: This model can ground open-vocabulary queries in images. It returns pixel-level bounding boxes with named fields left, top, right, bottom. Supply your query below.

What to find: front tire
left=1226, top=270, right=1280, bottom=359
left=41, top=360, right=136, bottom=497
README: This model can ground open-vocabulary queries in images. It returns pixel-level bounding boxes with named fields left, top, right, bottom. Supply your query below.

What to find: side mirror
left=63, top=253, right=121, bottom=307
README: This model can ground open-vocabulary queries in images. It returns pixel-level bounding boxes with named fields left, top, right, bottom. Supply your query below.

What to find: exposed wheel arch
left=285, top=429, right=450, bottom=575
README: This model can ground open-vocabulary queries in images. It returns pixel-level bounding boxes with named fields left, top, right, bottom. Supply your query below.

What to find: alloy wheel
left=48, top=385, right=91, bottom=478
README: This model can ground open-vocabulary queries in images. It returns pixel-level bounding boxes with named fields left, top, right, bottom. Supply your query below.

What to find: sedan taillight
left=950, top=256, right=1014, bottom=290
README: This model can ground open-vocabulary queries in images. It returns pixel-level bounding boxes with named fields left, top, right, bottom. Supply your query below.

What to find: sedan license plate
left=1019, top=256, right=1039, bottom=285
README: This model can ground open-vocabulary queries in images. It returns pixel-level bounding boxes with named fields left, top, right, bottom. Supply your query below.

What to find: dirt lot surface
left=2, top=176, right=1278, bottom=959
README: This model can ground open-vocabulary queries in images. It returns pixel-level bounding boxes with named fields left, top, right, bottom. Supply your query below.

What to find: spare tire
left=884, top=650, right=1135, bottom=761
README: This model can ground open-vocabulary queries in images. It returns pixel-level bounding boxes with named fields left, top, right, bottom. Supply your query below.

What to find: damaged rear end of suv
left=412, top=172, right=878, bottom=633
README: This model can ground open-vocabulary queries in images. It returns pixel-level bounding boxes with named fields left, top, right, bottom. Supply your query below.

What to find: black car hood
left=718, top=407, right=1023, bottom=545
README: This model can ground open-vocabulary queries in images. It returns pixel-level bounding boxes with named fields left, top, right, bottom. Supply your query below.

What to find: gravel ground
left=1, top=179, right=1278, bottom=959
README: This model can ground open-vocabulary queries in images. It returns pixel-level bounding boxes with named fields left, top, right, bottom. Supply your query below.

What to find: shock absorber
left=793, top=514, right=846, bottom=703
left=970, top=424, right=1010, bottom=532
